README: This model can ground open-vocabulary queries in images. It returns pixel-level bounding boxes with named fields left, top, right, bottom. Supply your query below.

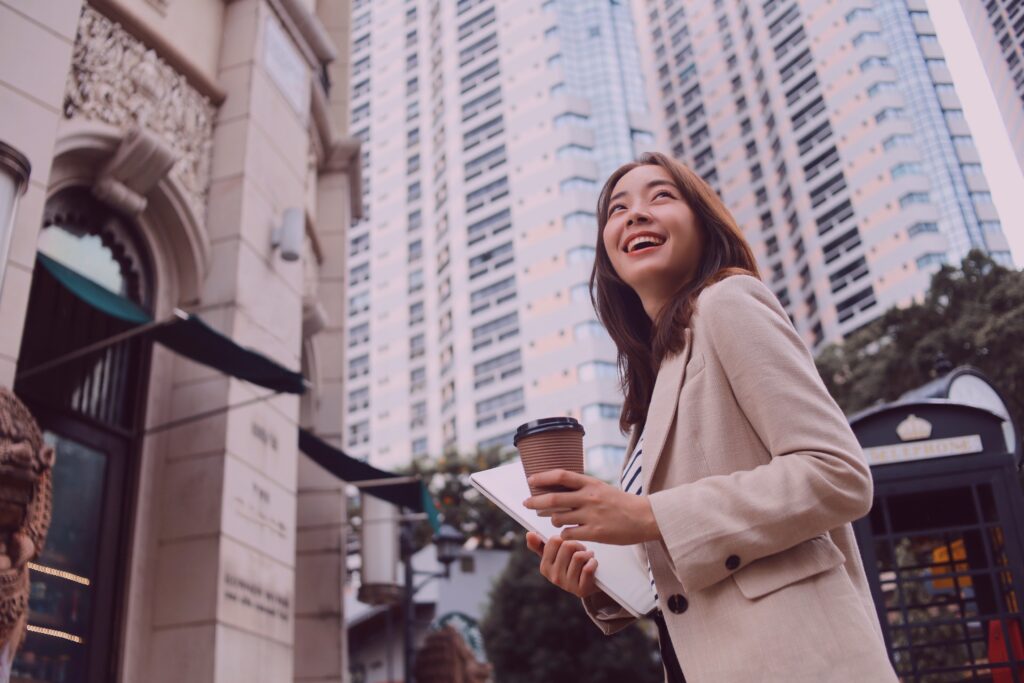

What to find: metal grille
left=869, top=481, right=1024, bottom=682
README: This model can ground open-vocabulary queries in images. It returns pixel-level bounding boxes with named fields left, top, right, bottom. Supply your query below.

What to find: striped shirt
left=621, top=432, right=659, bottom=602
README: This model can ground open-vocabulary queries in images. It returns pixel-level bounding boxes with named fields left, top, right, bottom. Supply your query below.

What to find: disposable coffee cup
left=514, top=417, right=585, bottom=517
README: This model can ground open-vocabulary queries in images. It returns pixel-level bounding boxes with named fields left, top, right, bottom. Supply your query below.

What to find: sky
left=927, top=0, right=1024, bottom=267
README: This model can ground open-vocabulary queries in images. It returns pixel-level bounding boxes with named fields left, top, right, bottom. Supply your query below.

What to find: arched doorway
left=11, top=187, right=155, bottom=683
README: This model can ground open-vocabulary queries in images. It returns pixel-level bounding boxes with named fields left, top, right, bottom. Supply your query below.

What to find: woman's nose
left=626, top=211, right=649, bottom=227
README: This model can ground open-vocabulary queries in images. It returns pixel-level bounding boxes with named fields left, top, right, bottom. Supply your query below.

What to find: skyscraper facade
left=961, top=0, right=1024, bottom=177
left=344, top=0, right=657, bottom=478
left=632, top=0, right=1014, bottom=351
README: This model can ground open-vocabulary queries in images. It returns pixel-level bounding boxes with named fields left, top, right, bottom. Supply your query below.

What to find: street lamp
left=402, top=522, right=465, bottom=683
left=0, top=140, right=31, bottom=300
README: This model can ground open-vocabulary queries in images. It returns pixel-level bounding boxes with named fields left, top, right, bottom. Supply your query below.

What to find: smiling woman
left=522, top=152, right=899, bottom=683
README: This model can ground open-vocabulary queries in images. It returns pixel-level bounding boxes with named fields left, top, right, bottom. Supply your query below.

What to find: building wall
left=961, top=0, right=1024, bottom=178
left=632, top=0, right=1014, bottom=350
left=0, top=1, right=359, bottom=681
left=342, top=0, right=658, bottom=481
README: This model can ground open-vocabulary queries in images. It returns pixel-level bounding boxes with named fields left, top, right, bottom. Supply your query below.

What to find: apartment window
left=570, top=283, right=591, bottom=303
left=460, top=59, right=500, bottom=94
left=829, top=256, right=869, bottom=294
left=845, top=7, right=873, bottom=23
left=352, top=102, right=370, bottom=123
left=567, top=246, right=596, bottom=265
left=353, top=33, right=371, bottom=54
left=554, top=112, right=589, bottom=128
left=852, top=31, right=881, bottom=47
left=816, top=199, right=855, bottom=236
left=462, top=87, right=502, bottom=122
left=791, top=96, right=825, bottom=131
left=408, top=239, right=423, bottom=263
left=475, top=388, right=524, bottom=428
left=469, top=241, right=514, bottom=280
left=349, top=291, right=370, bottom=316
left=574, top=320, right=605, bottom=340
left=899, top=192, right=930, bottom=208
left=408, top=269, right=424, bottom=294
left=348, top=321, right=370, bottom=347
left=349, top=262, right=371, bottom=288
left=867, top=81, right=898, bottom=97
left=883, top=133, right=914, bottom=150
left=348, top=386, right=369, bottom=413
left=470, top=275, right=516, bottom=315
left=860, top=56, right=890, bottom=71
left=961, top=163, right=983, bottom=175
left=407, top=153, right=421, bottom=175
left=557, top=143, right=594, bottom=160
left=874, top=107, right=904, bottom=123
left=823, top=227, right=862, bottom=264
left=908, top=222, right=939, bottom=238
left=803, top=147, right=840, bottom=182
left=347, top=420, right=369, bottom=447
left=472, top=312, right=519, bottom=351
left=467, top=207, right=512, bottom=246
left=406, top=181, right=422, bottom=203
left=463, top=115, right=504, bottom=151
left=785, top=73, right=819, bottom=107
left=560, top=177, right=597, bottom=193
left=891, top=162, right=923, bottom=179
left=348, top=354, right=369, bottom=380
left=578, top=361, right=618, bottom=381
left=406, top=29, right=418, bottom=48
left=780, top=49, right=812, bottom=83
left=457, top=7, right=496, bottom=40
left=465, top=145, right=507, bottom=181
left=916, top=252, right=948, bottom=269
left=810, top=173, right=847, bottom=208
left=410, top=366, right=426, bottom=392
left=409, top=301, right=425, bottom=325
left=466, top=176, right=509, bottom=212
left=474, top=349, right=522, bottom=389
left=797, top=121, right=832, bottom=155
left=768, top=4, right=800, bottom=37
left=550, top=82, right=567, bottom=97
left=581, top=403, right=622, bottom=423
left=971, top=191, right=994, bottom=204
left=409, top=333, right=426, bottom=359
left=350, top=233, right=370, bottom=258
left=459, top=32, right=498, bottom=67
left=774, top=27, right=806, bottom=60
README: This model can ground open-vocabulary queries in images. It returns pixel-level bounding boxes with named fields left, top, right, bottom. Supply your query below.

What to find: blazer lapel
left=641, top=328, right=693, bottom=494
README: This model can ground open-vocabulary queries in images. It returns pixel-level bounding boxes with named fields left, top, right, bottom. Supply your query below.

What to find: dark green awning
left=299, top=428, right=441, bottom=531
left=36, top=253, right=307, bottom=395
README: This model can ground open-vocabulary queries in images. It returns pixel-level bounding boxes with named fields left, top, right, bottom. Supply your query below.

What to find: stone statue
left=0, top=389, right=54, bottom=680
left=413, top=625, right=493, bottom=683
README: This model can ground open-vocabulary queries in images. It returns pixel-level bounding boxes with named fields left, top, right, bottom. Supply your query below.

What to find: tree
left=480, top=541, right=664, bottom=683
left=399, top=447, right=522, bottom=552
left=816, top=250, right=1024, bottom=443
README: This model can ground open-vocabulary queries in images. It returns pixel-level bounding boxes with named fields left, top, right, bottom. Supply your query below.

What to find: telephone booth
left=851, top=389, right=1024, bottom=682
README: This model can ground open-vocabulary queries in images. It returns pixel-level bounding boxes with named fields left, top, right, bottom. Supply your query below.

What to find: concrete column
left=0, top=0, right=85, bottom=387
left=146, top=1, right=311, bottom=680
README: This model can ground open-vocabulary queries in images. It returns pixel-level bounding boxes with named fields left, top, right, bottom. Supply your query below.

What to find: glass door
left=11, top=420, right=127, bottom=683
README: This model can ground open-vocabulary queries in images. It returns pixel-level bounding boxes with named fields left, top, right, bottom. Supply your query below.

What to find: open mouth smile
left=624, top=233, right=667, bottom=255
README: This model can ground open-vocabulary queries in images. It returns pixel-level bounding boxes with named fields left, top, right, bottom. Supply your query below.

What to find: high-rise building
left=344, top=0, right=657, bottom=478
left=961, top=0, right=1024, bottom=177
left=632, top=0, right=1014, bottom=350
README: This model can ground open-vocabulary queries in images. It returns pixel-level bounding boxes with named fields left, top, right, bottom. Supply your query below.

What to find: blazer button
left=725, top=555, right=741, bottom=570
left=667, top=594, right=688, bottom=614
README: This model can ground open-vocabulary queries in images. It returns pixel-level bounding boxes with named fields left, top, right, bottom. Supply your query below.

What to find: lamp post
left=0, top=140, right=31, bottom=300
left=401, top=522, right=465, bottom=683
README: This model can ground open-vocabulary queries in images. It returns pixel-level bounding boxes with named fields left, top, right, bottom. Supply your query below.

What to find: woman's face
left=602, top=165, right=703, bottom=319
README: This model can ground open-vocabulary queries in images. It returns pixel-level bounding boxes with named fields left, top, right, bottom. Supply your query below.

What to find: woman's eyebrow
left=609, top=179, right=675, bottom=202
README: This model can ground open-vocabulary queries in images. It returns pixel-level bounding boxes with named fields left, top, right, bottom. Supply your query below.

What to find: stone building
left=0, top=0, right=360, bottom=681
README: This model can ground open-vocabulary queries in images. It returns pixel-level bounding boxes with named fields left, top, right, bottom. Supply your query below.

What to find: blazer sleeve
left=646, top=275, right=873, bottom=594
left=580, top=590, right=637, bottom=635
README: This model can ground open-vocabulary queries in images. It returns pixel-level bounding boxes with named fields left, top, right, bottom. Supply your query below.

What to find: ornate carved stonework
left=64, top=6, right=216, bottom=218
left=0, top=388, right=54, bottom=652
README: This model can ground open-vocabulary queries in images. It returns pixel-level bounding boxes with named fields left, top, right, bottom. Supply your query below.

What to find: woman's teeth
left=626, top=235, right=666, bottom=253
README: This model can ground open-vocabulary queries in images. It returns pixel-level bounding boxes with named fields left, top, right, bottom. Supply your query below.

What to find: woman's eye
left=654, top=190, right=673, bottom=199
left=609, top=204, right=625, bottom=214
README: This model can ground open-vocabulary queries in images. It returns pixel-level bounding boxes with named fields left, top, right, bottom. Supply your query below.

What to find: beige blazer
left=581, top=275, right=898, bottom=683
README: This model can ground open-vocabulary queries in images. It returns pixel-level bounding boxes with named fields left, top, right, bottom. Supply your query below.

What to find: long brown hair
left=589, top=152, right=760, bottom=433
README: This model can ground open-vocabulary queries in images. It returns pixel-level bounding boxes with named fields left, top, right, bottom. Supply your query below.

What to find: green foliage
left=816, top=250, right=1024, bottom=443
left=480, top=541, right=664, bottom=683
left=398, top=447, right=521, bottom=552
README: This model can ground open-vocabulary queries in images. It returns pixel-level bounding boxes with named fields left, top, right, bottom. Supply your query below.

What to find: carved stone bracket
left=92, top=126, right=177, bottom=216
left=64, top=6, right=216, bottom=221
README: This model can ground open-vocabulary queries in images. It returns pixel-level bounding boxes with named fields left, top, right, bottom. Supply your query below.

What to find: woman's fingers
left=578, top=557, right=599, bottom=595
left=567, top=550, right=595, bottom=590
left=525, top=531, right=544, bottom=557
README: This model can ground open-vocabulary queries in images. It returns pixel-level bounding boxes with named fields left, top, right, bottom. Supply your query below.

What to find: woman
left=522, top=153, right=897, bottom=682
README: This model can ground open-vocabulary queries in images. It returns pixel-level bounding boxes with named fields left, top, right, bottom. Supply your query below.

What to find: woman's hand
left=523, top=469, right=662, bottom=545
left=525, top=531, right=600, bottom=599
